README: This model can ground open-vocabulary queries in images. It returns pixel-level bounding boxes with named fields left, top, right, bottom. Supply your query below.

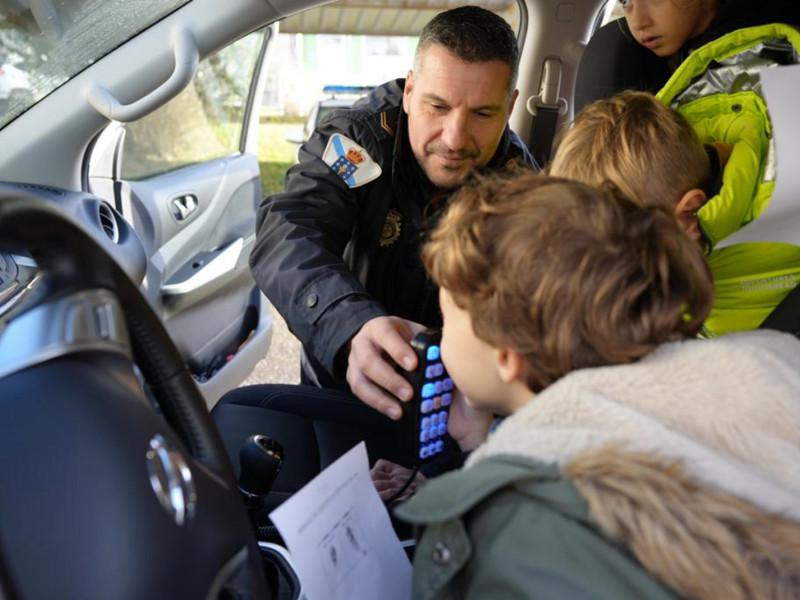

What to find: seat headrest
left=574, top=19, right=671, bottom=114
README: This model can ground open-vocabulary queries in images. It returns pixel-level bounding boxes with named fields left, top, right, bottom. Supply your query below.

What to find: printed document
left=270, top=442, right=413, bottom=600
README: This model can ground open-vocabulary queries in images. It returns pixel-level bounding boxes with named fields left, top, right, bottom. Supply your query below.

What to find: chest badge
left=322, top=133, right=382, bottom=188
left=380, top=209, right=402, bottom=247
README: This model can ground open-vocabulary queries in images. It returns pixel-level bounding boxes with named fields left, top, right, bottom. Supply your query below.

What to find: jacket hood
left=565, top=448, right=800, bottom=600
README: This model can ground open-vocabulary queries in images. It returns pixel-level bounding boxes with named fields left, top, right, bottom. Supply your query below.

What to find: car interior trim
left=162, top=237, right=245, bottom=297
left=0, top=288, right=132, bottom=380
left=257, top=542, right=305, bottom=597
left=0, top=269, right=40, bottom=320
left=205, top=546, right=251, bottom=600
left=86, top=28, right=200, bottom=123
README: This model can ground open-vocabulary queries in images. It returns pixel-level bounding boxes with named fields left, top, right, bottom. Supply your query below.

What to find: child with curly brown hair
left=395, top=170, right=800, bottom=600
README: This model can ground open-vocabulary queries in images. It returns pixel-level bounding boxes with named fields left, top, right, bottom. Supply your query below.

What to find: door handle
left=161, top=238, right=244, bottom=297
left=171, top=194, right=198, bottom=222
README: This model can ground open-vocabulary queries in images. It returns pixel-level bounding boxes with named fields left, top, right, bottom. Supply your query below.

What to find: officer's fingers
left=349, top=336, right=413, bottom=403
left=371, top=473, right=394, bottom=486
left=377, top=460, right=412, bottom=480
left=376, top=486, right=401, bottom=502
left=349, top=320, right=392, bottom=366
left=347, top=364, right=405, bottom=420
left=370, top=465, right=398, bottom=482
left=361, top=352, right=414, bottom=403
left=362, top=317, right=418, bottom=372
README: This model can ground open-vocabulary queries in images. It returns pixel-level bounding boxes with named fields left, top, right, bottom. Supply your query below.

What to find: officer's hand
left=346, top=316, right=426, bottom=419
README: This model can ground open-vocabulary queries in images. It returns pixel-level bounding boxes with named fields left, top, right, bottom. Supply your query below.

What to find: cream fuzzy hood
left=467, top=329, right=800, bottom=520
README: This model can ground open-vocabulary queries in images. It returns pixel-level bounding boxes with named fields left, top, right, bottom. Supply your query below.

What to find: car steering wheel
left=0, top=190, right=269, bottom=598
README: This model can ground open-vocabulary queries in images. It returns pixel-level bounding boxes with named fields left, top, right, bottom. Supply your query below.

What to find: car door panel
left=125, top=151, right=260, bottom=351
left=89, top=29, right=274, bottom=407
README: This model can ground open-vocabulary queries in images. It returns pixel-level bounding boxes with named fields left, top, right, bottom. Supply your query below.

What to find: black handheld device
left=399, top=329, right=454, bottom=464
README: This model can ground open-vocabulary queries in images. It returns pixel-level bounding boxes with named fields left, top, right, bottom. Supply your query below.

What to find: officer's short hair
left=414, top=6, right=519, bottom=93
left=422, top=171, right=713, bottom=393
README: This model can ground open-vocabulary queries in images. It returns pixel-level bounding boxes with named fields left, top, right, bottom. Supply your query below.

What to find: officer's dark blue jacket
left=250, top=79, right=536, bottom=387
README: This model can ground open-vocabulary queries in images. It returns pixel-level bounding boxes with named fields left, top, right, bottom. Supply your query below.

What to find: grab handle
left=86, top=28, right=199, bottom=122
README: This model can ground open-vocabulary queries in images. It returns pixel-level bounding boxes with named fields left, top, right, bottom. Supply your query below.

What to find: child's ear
left=675, top=188, right=707, bottom=241
left=495, top=347, right=524, bottom=384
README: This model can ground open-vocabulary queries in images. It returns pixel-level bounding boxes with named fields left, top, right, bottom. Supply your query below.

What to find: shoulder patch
left=322, top=134, right=382, bottom=188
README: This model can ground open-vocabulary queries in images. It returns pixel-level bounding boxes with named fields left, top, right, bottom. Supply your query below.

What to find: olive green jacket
left=658, top=24, right=800, bottom=335
left=395, top=455, right=676, bottom=600
left=395, top=332, right=800, bottom=599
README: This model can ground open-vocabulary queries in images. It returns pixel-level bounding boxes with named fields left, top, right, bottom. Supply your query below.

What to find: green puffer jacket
left=658, top=23, right=800, bottom=335
left=395, top=456, right=678, bottom=600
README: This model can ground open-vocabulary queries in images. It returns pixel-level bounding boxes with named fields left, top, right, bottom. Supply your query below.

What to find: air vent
left=98, top=201, right=120, bottom=244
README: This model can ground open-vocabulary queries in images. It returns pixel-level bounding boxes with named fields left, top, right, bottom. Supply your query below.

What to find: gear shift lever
left=238, top=435, right=284, bottom=514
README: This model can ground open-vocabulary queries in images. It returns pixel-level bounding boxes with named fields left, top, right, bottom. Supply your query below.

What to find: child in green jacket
left=601, top=1, right=800, bottom=336
left=550, top=88, right=800, bottom=336
left=395, top=171, right=800, bottom=599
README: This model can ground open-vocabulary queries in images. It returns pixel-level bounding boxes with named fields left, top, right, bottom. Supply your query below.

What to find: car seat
left=573, top=18, right=670, bottom=114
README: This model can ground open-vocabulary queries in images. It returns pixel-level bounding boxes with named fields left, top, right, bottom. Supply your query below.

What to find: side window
left=0, top=0, right=190, bottom=130
left=120, top=29, right=265, bottom=181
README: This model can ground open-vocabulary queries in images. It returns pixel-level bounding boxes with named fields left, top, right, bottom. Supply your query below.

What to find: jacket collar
left=468, top=330, right=800, bottom=521
left=395, top=454, right=588, bottom=525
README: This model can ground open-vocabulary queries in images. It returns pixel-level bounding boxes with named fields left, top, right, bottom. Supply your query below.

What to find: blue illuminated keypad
left=415, top=343, right=451, bottom=461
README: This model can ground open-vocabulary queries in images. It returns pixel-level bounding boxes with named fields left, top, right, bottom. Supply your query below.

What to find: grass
left=258, top=121, right=304, bottom=196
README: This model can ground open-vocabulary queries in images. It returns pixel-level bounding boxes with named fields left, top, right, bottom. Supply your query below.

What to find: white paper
left=717, top=64, right=800, bottom=248
left=269, top=442, right=412, bottom=600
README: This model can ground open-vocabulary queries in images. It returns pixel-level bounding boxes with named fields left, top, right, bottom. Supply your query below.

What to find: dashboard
left=0, top=182, right=146, bottom=318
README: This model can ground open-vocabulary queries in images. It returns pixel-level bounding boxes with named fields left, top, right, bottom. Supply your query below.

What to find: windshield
left=0, top=0, right=189, bottom=130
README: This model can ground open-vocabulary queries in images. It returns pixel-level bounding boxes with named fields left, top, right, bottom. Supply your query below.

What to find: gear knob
left=238, top=435, right=284, bottom=499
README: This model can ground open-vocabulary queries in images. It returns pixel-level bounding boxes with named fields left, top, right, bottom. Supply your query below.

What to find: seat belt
left=528, top=106, right=560, bottom=166
left=526, top=58, right=567, bottom=167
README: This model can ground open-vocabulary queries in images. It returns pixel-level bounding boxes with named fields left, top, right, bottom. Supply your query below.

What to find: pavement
left=239, top=303, right=302, bottom=386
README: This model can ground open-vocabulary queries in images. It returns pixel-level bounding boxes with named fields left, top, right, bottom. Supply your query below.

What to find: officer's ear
left=508, top=89, right=519, bottom=115
left=403, top=70, right=414, bottom=113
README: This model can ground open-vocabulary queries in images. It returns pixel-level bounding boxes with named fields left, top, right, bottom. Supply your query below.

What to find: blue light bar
left=322, top=85, right=374, bottom=96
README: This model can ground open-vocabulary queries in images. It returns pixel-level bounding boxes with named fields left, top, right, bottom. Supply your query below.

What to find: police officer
left=249, top=6, right=537, bottom=420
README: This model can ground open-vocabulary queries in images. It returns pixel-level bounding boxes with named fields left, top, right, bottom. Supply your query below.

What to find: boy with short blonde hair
left=550, top=90, right=713, bottom=242
left=549, top=89, right=800, bottom=337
